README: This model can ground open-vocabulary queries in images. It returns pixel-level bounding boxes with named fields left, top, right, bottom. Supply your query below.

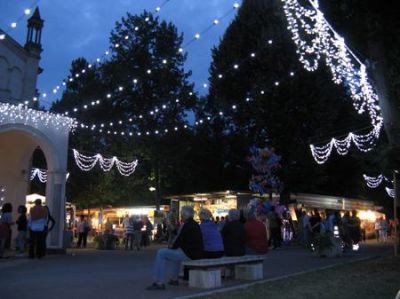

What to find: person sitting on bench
left=146, top=206, right=203, bottom=290
left=199, top=208, right=224, bottom=258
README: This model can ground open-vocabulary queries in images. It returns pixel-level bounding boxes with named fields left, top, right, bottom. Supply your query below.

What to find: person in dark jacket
left=199, top=208, right=224, bottom=258
left=221, top=209, right=245, bottom=256
left=146, top=206, right=203, bottom=290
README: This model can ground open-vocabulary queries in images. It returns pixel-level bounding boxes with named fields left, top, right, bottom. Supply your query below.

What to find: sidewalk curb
left=175, top=254, right=385, bottom=299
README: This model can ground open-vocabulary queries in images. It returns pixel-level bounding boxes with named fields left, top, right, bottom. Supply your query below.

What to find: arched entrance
left=0, top=119, right=72, bottom=251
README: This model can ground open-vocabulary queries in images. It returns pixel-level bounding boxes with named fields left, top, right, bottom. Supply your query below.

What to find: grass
left=199, top=256, right=400, bottom=299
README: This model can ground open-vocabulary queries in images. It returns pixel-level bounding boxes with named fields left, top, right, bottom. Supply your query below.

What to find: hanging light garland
left=72, top=149, right=138, bottom=176
left=0, top=102, right=77, bottom=132
left=363, top=174, right=392, bottom=188
left=75, top=67, right=297, bottom=138
left=30, top=168, right=47, bottom=183
left=281, top=0, right=383, bottom=163
left=385, top=187, right=395, bottom=199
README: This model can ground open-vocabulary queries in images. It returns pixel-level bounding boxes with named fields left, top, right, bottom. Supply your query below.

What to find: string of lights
left=32, top=2, right=241, bottom=107
left=57, top=39, right=276, bottom=121
left=75, top=69, right=297, bottom=138
left=0, top=0, right=40, bottom=40
left=72, top=149, right=139, bottom=176
left=282, top=0, right=383, bottom=163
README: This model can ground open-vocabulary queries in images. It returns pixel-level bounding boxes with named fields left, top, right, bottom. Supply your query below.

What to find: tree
left=52, top=11, right=196, bottom=208
left=204, top=0, right=372, bottom=197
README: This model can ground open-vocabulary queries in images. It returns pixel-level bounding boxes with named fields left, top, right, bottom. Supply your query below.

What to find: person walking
left=16, top=205, right=28, bottom=257
left=28, top=199, right=48, bottom=259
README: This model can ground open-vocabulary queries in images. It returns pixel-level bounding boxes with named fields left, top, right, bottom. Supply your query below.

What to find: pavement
left=0, top=240, right=393, bottom=299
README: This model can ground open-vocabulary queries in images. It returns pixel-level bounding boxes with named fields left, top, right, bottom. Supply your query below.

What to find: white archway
left=0, top=103, right=75, bottom=251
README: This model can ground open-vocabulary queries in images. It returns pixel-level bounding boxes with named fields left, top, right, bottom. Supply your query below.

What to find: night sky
left=0, top=0, right=239, bottom=106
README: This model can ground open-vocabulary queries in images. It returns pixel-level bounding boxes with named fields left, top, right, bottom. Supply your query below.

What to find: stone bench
left=182, top=255, right=265, bottom=289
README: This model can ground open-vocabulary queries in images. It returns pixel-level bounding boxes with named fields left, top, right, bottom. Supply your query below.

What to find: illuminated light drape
left=72, top=149, right=138, bottom=176
left=282, top=0, right=383, bottom=163
left=30, top=168, right=47, bottom=183
left=385, top=187, right=395, bottom=199
left=0, top=102, right=77, bottom=132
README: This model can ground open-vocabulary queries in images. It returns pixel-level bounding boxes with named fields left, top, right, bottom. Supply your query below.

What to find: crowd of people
left=0, top=199, right=55, bottom=259
left=298, top=209, right=363, bottom=251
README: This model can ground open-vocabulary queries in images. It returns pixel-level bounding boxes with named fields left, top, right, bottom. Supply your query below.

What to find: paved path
left=0, top=240, right=393, bottom=299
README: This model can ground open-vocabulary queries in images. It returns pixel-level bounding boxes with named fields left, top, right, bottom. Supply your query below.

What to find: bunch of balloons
left=247, top=145, right=282, bottom=195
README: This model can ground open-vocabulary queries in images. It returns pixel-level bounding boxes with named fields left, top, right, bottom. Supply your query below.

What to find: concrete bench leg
left=189, top=269, right=221, bottom=289
left=234, top=263, right=263, bottom=280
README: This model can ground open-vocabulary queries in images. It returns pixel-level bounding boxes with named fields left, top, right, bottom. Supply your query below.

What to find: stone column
left=46, top=170, right=67, bottom=252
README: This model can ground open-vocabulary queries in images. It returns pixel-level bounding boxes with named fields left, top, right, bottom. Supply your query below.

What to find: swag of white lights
left=385, top=187, right=395, bottom=199
left=363, top=174, right=386, bottom=189
left=30, top=168, right=47, bottom=183
left=282, top=0, right=383, bottom=164
left=72, top=149, right=138, bottom=176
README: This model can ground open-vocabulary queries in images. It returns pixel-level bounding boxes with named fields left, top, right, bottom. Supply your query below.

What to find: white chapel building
left=0, top=8, right=75, bottom=252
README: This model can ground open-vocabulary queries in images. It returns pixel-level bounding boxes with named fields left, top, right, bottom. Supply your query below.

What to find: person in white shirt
left=379, top=218, right=388, bottom=242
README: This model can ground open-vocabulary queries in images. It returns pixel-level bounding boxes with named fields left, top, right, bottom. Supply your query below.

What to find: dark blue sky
left=0, top=0, right=239, bottom=106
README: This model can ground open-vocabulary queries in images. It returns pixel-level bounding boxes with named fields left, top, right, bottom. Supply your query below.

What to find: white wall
left=0, top=37, right=40, bottom=104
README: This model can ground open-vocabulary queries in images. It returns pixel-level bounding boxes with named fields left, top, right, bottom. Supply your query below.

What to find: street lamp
left=149, top=186, right=156, bottom=192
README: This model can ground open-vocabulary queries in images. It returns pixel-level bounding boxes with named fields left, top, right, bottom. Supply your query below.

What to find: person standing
left=375, top=218, right=381, bottom=242
left=302, top=211, right=311, bottom=247
left=77, top=216, right=90, bottom=248
left=125, top=216, right=135, bottom=250
left=133, top=216, right=143, bottom=251
left=1, top=203, right=13, bottom=249
left=379, top=217, right=388, bottom=243
left=0, top=203, right=13, bottom=258
left=16, top=205, right=28, bottom=257
left=28, top=199, right=48, bottom=259
left=308, top=209, right=321, bottom=251
left=267, top=206, right=281, bottom=249
left=142, top=217, right=153, bottom=247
